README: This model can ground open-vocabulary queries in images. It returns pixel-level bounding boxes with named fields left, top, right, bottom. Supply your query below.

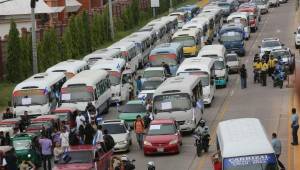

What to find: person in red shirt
left=211, top=151, right=222, bottom=170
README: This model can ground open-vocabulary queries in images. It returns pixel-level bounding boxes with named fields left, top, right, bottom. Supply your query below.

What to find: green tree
left=91, top=13, right=102, bottom=49
left=82, top=11, right=92, bottom=53
left=20, top=35, right=32, bottom=78
left=61, top=27, right=73, bottom=60
left=76, top=14, right=86, bottom=56
left=6, top=20, right=23, bottom=82
left=131, top=0, right=140, bottom=25
left=69, top=16, right=80, bottom=58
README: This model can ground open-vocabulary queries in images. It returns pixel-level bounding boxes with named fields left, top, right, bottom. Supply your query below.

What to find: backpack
left=104, top=134, right=115, bottom=151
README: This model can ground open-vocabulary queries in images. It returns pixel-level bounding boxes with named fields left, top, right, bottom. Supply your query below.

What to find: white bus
left=60, top=70, right=111, bottom=114
left=108, top=41, right=142, bottom=72
left=90, top=58, right=131, bottom=103
left=153, top=75, right=204, bottom=132
left=46, top=59, right=88, bottom=79
left=217, top=118, right=279, bottom=170
left=83, top=48, right=122, bottom=67
left=176, top=57, right=216, bottom=105
left=12, top=72, right=66, bottom=117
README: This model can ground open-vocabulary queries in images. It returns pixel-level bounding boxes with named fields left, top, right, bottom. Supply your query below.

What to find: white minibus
left=176, top=57, right=216, bottom=105
left=12, top=72, right=66, bottom=117
left=83, top=48, right=122, bottom=67
left=46, top=59, right=88, bottom=79
left=217, top=118, right=279, bottom=170
left=90, top=58, right=131, bottom=103
left=60, top=70, right=111, bottom=114
left=153, top=75, right=204, bottom=132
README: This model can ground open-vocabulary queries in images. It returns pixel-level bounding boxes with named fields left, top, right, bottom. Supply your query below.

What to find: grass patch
left=0, top=81, right=15, bottom=111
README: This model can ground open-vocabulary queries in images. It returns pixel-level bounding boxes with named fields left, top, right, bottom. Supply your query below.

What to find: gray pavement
left=103, top=1, right=297, bottom=169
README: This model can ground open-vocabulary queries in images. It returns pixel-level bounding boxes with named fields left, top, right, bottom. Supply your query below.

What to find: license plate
left=157, top=147, right=164, bottom=152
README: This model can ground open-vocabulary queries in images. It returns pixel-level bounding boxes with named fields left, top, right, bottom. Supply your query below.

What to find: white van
left=12, top=72, right=66, bottom=117
left=108, top=41, right=142, bottom=72
left=176, top=57, right=216, bottom=105
left=46, top=59, right=88, bottom=79
left=60, top=70, right=111, bottom=114
left=83, top=48, right=122, bottom=67
left=217, top=118, right=279, bottom=170
left=153, top=75, right=204, bottom=132
left=90, top=58, right=131, bottom=103
left=197, top=45, right=229, bottom=87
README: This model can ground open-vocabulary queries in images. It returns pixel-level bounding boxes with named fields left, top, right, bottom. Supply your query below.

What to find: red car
left=53, top=145, right=113, bottom=170
left=143, top=119, right=182, bottom=155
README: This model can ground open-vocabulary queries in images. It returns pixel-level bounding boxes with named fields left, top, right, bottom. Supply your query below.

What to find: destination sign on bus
left=223, top=154, right=277, bottom=168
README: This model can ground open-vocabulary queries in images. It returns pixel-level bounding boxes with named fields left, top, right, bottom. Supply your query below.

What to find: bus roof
left=121, top=33, right=150, bottom=43
left=82, top=48, right=121, bottom=61
left=190, top=18, right=209, bottom=26
left=172, top=28, right=200, bottom=39
left=62, top=70, right=108, bottom=88
left=46, top=60, right=87, bottom=74
left=196, top=13, right=214, bottom=20
left=217, top=118, right=274, bottom=158
left=182, top=20, right=206, bottom=30
left=108, top=41, right=135, bottom=51
left=197, top=45, right=225, bottom=58
left=154, top=75, right=200, bottom=96
left=90, top=58, right=126, bottom=72
left=14, top=72, right=65, bottom=92
left=150, top=43, right=183, bottom=55
left=176, top=57, right=215, bottom=74
left=227, top=12, right=249, bottom=21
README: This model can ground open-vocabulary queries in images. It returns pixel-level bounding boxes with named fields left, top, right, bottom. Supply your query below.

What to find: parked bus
left=169, top=11, right=189, bottom=28
left=176, top=57, right=216, bottom=105
left=177, top=4, right=200, bottom=20
left=46, top=59, right=88, bottom=79
left=149, top=43, right=184, bottom=75
left=172, top=28, right=201, bottom=57
left=60, top=70, right=111, bottom=114
left=196, top=13, right=215, bottom=44
left=108, top=41, right=142, bottom=72
left=153, top=75, right=204, bottom=132
left=202, top=6, right=223, bottom=35
left=83, top=48, right=122, bottom=67
left=12, top=72, right=66, bottom=117
left=189, top=18, right=209, bottom=45
left=217, top=118, right=279, bottom=170
left=90, top=58, right=131, bottom=104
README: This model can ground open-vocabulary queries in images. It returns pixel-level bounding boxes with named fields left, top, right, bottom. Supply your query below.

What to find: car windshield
left=61, top=86, right=94, bottom=103
left=218, top=3, right=230, bottom=7
left=13, top=89, right=48, bottom=106
left=178, top=72, right=209, bottom=86
left=142, top=80, right=163, bottom=90
left=149, top=54, right=177, bottom=66
left=172, top=36, right=196, bottom=47
left=215, top=61, right=225, bottom=70
left=121, top=103, right=146, bottom=113
left=102, top=123, right=127, bottom=134
left=227, top=55, right=238, bottom=61
left=154, top=93, right=191, bottom=112
left=223, top=154, right=278, bottom=170
left=221, top=32, right=243, bottom=42
left=143, top=70, right=164, bottom=78
left=271, top=50, right=290, bottom=59
left=13, top=140, right=31, bottom=150
left=109, top=71, right=121, bottom=86
left=148, top=124, right=177, bottom=135
left=262, top=41, right=281, bottom=48
left=57, top=150, right=93, bottom=164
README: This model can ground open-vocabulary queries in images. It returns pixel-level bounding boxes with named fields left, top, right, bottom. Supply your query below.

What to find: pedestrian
left=84, top=124, right=95, bottom=144
left=162, top=62, right=171, bottom=75
left=85, top=102, right=96, bottom=115
left=2, top=108, right=13, bottom=120
left=134, top=115, right=145, bottom=149
left=39, top=134, right=52, bottom=170
left=76, top=111, right=86, bottom=130
left=261, top=60, right=269, bottom=86
left=93, top=125, right=105, bottom=151
left=59, top=126, right=69, bottom=152
left=253, top=58, right=262, bottom=83
left=211, top=151, right=222, bottom=170
left=268, top=55, right=276, bottom=76
left=53, top=142, right=63, bottom=164
left=5, top=148, right=18, bottom=170
left=271, top=133, right=285, bottom=170
left=136, top=76, right=142, bottom=95
left=4, top=132, right=11, bottom=145
left=78, top=125, right=85, bottom=144
left=239, top=64, right=247, bottom=89
left=103, top=129, right=115, bottom=151
left=20, top=111, right=30, bottom=132
left=52, top=128, right=61, bottom=145
left=0, top=132, right=5, bottom=146
left=291, top=108, right=299, bottom=145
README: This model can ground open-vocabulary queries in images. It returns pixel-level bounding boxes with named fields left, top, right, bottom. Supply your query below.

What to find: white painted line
left=230, top=90, right=234, bottom=96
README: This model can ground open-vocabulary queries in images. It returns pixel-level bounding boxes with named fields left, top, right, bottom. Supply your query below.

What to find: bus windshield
left=61, top=86, right=94, bottom=102
left=221, top=32, right=243, bottom=42
left=223, top=154, right=278, bottom=170
left=149, top=54, right=177, bottom=66
left=109, top=71, right=121, bottom=86
left=154, top=93, right=191, bottom=112
left=172, top=36, right=196, bottom=47
left=13, top=90, right=48, bottom=106
left=178, top=72, right=209, bottom=86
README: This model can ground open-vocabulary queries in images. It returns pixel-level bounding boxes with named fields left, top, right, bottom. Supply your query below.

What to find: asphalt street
left=103, top=0, right=298, bottom=169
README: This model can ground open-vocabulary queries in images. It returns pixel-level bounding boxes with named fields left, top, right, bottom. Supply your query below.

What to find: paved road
left=103, top=1, right=298, bottom=170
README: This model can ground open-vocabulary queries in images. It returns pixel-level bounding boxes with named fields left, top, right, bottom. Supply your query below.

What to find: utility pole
left=31, top=0, right=38, bottom=74
left=169, top=0, right=174, bottom=13
left=108, top=0, right=114, bottom=40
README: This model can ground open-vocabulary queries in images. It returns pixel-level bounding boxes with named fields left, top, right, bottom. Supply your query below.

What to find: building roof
left=0, top=0, right=64, bottom=16
left=65, top=0, right=81, bottom=12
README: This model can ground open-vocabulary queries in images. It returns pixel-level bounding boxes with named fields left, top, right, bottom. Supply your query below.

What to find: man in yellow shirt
left=268, top=55, right=276, bottom=76
left=261, top=60, right=269, bottom=86
left=253, top=59, right=262, bottom=83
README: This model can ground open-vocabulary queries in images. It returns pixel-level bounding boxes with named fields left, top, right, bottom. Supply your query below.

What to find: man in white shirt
left=93, top=125, right=105, bottom=151
left=76, top=112, right=86, bottom=130
left=60, top=126, right=70, bottom=152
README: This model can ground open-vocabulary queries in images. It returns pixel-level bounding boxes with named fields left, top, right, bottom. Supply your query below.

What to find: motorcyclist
left=147, top=161, right=156, bottom=170
left=115, top=155, right=135, bottom=170
left=253, top=58, right=262, bottom=83
left=195, top=120, right=210, bottom=151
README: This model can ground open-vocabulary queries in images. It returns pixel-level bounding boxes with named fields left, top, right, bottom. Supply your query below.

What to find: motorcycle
left=272, top=71, right=285, bottom=89
left=147, top=161, right=155, bottom=170
left=193, top=134, right=209, bottom=157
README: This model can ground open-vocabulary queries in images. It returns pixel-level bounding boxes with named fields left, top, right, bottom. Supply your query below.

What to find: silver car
left=102, top=119, right=132, bottom=152
left=226, top=53, right=240, bottom=73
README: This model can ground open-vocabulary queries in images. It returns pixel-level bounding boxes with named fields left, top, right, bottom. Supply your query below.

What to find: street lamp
left=30, top=0, right=38, bottom=74
left=108, top=0, right=114, bottom=40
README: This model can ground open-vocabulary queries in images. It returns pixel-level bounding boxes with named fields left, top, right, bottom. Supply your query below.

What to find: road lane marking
left=230, top=90, right=234, bottom=96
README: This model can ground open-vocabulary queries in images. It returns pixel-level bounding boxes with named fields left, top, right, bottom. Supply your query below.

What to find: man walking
left=93, top=125, right=105, bottom=151
left=134, top=115, right=145, bottom=149
left=261, top=60, right=269, bottom=86
left=239, top=64, right=247, bottom=89
left=271, top=133, right=285, bottom=170
left=39, top=134, right=52, bottom=170
left=291, top=108, right=299, bottom=145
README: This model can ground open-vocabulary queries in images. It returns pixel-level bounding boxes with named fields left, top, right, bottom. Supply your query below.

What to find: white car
left=101, top=119, right=132, bottom=152
left=269, top=0, right=279, bottom=7
left=226, top=53, right=240, bottom=73
left=251, top=0, right=270, bottom=14
left=294, top=27, right=300, bottom=49
left=259, top=38, right=283, bottom=56
left=142, top=67, right=168, bottom=83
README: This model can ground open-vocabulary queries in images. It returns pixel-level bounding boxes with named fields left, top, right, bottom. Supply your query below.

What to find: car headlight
left=169, top=139, right=178, bottom=145
left=144, top=140, right=152, bottom=146
left=185, top=120, right=194, bottom=124
left=118, top=140, right=128, bottom=145
left=27, top=154, right=31, bottom=158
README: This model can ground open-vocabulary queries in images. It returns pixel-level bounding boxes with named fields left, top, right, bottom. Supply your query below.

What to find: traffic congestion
left=0, top=0, right=298, bottom=169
